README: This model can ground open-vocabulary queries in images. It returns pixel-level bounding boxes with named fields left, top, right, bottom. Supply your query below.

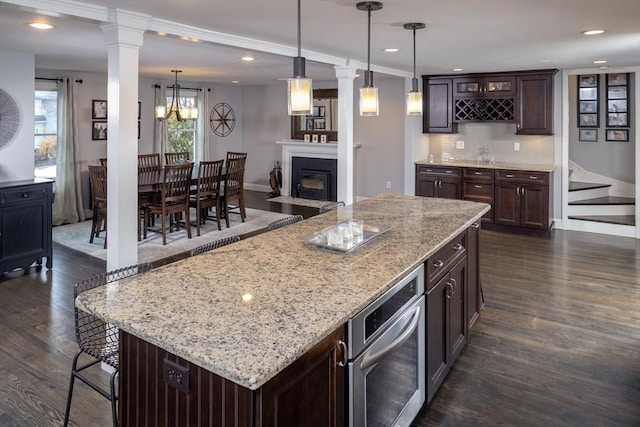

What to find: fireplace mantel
left=276, top=141, right=360, bottom=198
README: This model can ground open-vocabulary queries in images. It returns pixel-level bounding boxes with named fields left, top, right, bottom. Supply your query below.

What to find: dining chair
left=189, top=235, right=241, bottom=257
left=223, top=152, right=248, bottom=227
left=319, top=200, right=345, bottom=213
left=189, top=159, right=224, bottom=235
left=165, top=151, right=190, bottom=165
left=138, top=153, right=161, bottom=172
left=267, top=214, right=304, bottom=231
left=88, top=165, right=108, bottom=248
left=99, top=157, right=107, bottom=166
left=63, top=262, right=154, bottom=427
left=143, top=162, right=194, bottom=245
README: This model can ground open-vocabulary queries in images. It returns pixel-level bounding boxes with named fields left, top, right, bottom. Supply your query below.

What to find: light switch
left=514, top=142, right=520, bottom=151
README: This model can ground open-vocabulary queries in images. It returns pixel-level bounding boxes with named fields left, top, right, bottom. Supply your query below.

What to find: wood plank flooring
left=1, top=192, right=639, bottom=426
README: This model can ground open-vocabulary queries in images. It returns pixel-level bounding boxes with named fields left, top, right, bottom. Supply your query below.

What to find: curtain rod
left=35, top=77, right=83, bottom=83
left=153, top=84, right=202, bottom=92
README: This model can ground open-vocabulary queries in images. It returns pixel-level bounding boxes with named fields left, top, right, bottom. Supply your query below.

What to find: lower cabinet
left=0, top=179, right=53, bottom=275
left=494, top=170, right=550, bottom=230
left=119, top=327, right=346, bottom=426
left=466, top=222, right=481, bottom=333
left=415, top=165, right=461, bottom=199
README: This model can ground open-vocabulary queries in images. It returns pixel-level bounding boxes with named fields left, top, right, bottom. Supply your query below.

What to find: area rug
left=52, top=208, right=290, bottom=264
left=267, top=195, right=330, bottom=208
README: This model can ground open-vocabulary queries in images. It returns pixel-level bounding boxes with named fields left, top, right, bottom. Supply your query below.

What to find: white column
left=334, top=65, right=357, bottom=205
left=101, top=10, right=149, bottom=271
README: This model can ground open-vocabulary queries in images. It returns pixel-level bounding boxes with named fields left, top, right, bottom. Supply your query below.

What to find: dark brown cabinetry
left=0, top=179, right=53, bottom=275
left=495, top=170, right=550, bottom=229
left=120, top=326, right=346, bottom=426
left=423, top=78, right=458, bottom=133
left=462, top=168, right=495, bottom=223
left=516, top=73, right=555, bottom=135
left=453, top=75, right=516, bottom=98
left=415, top=165, right=461, bottom=199
left=466, top=222, right=481, bottom=333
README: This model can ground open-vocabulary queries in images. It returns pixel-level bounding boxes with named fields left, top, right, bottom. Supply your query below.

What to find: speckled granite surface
left=415, top=159, right=555, bottom=172
left=76, top=194, right=488, bottom=390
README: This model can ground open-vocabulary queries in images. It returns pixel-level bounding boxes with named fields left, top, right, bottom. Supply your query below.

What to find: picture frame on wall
left=92, top=121, right=107, bottom=140
left=607, top=73, right=627, bottom=86
left=608, top=99, right=627, bottom=113
left=92, top=100, right=107, bottom=119
left=579, top=100, right=597, bottom=113
left=578, top=74, right=597, bottom=87
left=578, top=87, right=598, bottom=100
left=607, top=86, right=627, bottom=99
left=606, top=129, right=628, bottom=142
left=607, top=113, right=628, bottom=127
left=578, top=129, right=597, bottom=142
left=578, top=113, right=598, bottom=127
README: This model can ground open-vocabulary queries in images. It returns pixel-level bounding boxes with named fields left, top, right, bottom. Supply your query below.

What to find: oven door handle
left=360, top=305, right=421, bottom=371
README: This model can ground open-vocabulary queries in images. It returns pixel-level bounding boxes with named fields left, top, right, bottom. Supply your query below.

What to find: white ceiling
left=1, top=0, right=639, bottom=85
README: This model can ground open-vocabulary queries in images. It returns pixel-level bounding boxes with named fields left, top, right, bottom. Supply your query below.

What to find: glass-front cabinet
left=453, top=75, right=516, bottom=98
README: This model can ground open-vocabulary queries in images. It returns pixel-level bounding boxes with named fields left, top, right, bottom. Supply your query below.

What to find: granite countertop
left=76, top=194, right=488, bottom=390
left=415, top=159, right=555, bottom=172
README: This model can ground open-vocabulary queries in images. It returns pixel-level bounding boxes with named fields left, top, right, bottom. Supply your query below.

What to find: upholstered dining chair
left=189, top=235, right=241, bottom=257
left=88, top=165, right=108, bottom=248
left=63, top=262, right=153, bottom=427
left=189, top=159, right=224, bottom=235
left=164, top=151, right=190, bottom=165
left=223, top=151, right=247, bottom=227
left=143, top=162, right=194, bottom=245
left=138, top=153, right=161, bottom=172
left=267, top=214, right=304, bottom=231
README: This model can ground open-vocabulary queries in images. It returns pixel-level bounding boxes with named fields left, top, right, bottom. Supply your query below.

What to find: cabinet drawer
left=463, top=168, right=494, bottom=181
left=426, top=232, right=466, bottom=290
left=463, top=182, right=494, bottom=199
left=0, top=185, right=49, bottom=207
left=495, top=170, right=549, bottom=185
left=417, top=165, right=461, bottom=177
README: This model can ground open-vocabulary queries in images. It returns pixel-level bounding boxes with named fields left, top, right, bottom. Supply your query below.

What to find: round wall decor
left=210, top=102, right=236, bottom=137
left=0, top=88, right=22, bottom=151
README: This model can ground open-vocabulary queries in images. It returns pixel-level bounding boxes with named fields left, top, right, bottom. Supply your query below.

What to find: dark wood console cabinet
left=0, top=179, right=53, bottom=275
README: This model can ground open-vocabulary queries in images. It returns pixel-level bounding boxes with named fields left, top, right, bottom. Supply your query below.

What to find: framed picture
left=138, top=101, right=142, bottom=120
left=578, top=113, right=598, bottom=127
left=579, top=74, right=597, bottom=87
left=92, top=121, right=107, bottom=140
left=92, top=100, right=107, bottom=119
left=606, top=129, right=628, bottom=142
left=313, top=118, right=326, bottom=130
left=579, top=129, right=597, bottom=142
left=305, top=118, right=314, bottom=131
left=312, top=106, right=320, bottom=117
left=579, top=100, right=597, bottom=113
left=608, top=99, right=627, bottom=113
left=318, top=106, right=326, bottom=117
left=607, top=113, right=628, bottom=127
left=607, top=86, right=627, bottom=99
left=578, top=87, right=598, bottom=100
left=607, top=73, right=627, bottom=86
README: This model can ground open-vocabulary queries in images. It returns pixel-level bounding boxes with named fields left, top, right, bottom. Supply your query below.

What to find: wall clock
left=210, top=102, right=236, bottom=137
left=0, top=88, right=21, bottom=151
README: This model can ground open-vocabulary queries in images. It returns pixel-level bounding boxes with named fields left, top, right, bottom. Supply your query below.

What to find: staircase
left=568, top=181, right=635, bottom=226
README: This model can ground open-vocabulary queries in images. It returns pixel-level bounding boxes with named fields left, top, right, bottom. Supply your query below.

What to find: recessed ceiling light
left=593, top=60, right=607, bottom=64
left=29, top=22, right=54, bottom=30
left=232, top=80, right=240, bottom=84
left=241, top=56, right=255, bottom=62
left=383, top=48, right=399, bottom=53
left=452, top=68, right=464, bottom=72
left=582, top=29, right=605, bottom=36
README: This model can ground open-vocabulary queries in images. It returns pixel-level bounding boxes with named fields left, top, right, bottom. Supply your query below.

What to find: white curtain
left=198, top=88, right=210, bottom=161
left=52, top=78, right=85, bottom=226
left=153, top=84, right=166, bottom=157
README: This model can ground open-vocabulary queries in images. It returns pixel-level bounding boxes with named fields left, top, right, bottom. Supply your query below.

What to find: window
left=34, top=87, right=58, bottom=179
left=165, top=89, right=200, bottom=161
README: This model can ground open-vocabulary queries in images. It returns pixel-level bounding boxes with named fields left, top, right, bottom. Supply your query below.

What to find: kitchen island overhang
left=76, top=194, right=489, bottom=424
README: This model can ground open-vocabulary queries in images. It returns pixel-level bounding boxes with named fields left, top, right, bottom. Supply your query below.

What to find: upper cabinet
left=422, top=69, right=557, bottom=135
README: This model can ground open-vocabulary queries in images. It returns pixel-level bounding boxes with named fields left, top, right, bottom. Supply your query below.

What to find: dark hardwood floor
left=1, top=192, right=639, bottom=426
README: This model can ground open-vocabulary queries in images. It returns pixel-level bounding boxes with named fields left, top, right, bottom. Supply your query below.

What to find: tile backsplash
left=429, top=122, right=554, bottom=164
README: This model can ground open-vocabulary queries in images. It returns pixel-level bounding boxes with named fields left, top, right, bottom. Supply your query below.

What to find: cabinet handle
left=529, top=175, right=538, bottom=180
left=450, top=278, right=457, bottom=294
left=22, top=193, right=29, bottom=198
left=474, top=185, right=482, bottom=189
left=446, top=170, right=453, bottom=174
left=516, top=187, right=521, bottom=195
left=433, top=260, right=444, bottom=268
left=446, top=282, right=453, bottom=299
left=439, top=181, right=443, bottom=188
left=505, top=174, right=514, bottom=178
left=433, top=180, right=438, bottom=189
left=337, top=340, right=348, bottom=367
left=474, top=171, right=482, bottom=175
left=522, top=187, right=526, bottom=196
left=471, top=222, right=480, bottom=229
left=453, top=243, right=463, bottom=251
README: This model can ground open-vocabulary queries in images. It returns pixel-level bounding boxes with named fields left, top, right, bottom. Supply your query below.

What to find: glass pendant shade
left=155, top=105, right=166, bottom=119
left=287, top=76, right=313, bottom=115
left=407, top=91, right=422, bottom=115
left=360, top=86, right=379, bottom=116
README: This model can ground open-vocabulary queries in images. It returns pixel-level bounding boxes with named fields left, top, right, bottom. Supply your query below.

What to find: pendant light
left=404, top=23, right=425, bottom=115
left=287, top=0, right=313, bottom=116
left=155, top=70, right=198, bottom=121
left=356, top=1, right=383, bottom=116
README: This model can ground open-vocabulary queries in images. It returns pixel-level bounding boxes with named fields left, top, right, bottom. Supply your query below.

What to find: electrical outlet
left=514, top=142, right=520, bottom=151
left=456, top=140, right=465, bottom=149
left=164, top=359, right=189, bottom=394
left=386, top=181, right=392, bottom=189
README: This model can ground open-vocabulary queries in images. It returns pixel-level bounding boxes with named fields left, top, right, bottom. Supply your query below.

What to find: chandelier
left=155, top=70, right=198, bottom=121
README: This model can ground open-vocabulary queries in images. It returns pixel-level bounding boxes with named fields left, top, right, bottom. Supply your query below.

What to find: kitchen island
left=77, top=194, right=489, bottom=426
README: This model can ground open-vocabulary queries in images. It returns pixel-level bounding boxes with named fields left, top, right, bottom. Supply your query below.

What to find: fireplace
left=291, top=157, right=337, bottom=202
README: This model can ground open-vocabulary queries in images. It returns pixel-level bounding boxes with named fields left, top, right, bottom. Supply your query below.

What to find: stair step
left=569, top=196, right=635, bottom=206
left=568, top=215, right=636, bottom=226
left=569, top=181, right=611, bottom=192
